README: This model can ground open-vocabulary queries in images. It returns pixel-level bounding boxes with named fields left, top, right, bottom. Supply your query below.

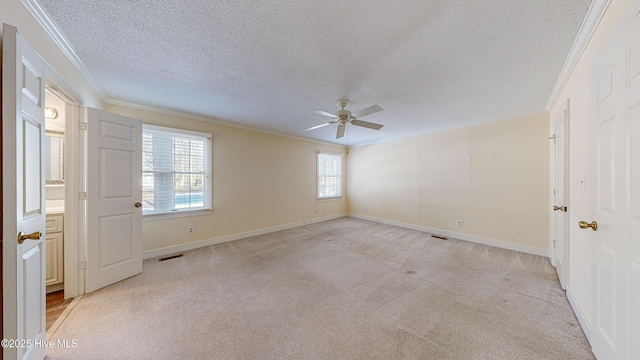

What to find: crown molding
left=105, top=98, right=346, bottom=149
left=349, top=108, right=548, bottom=149
left=21, top=0, right=344, bottom=149
left=21, top=0, right=109, bottom=100
left=545, top=0, right=612, bottom=110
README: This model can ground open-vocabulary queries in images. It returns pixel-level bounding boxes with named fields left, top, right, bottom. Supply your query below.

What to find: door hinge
left=553, top=188, right=556, bottom=196
left=79, top=192, right=87, bottom=200
left=79, top=122, right=88, bottom=131
left=79, top=261, right=87, bottom=270
left=553, top=240, right=556, bottom=248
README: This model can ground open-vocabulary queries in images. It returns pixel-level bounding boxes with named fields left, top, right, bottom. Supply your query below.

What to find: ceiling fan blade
left=351, top=104, right=382, bottom=118
left=336, top=124, right=346, bottom=139
left=314, top=110, right=337, bottom=118
left=304, top=122, right=333, bottom=131
left=351, top=119, right=384, bottom=130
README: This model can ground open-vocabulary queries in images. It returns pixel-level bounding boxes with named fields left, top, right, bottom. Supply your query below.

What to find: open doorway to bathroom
left=44, top=85, right=75, bottom=333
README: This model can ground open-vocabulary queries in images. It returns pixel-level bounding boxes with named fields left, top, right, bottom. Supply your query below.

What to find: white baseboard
left=142, top=213, right=347, bottom=260
left=347, top=213, right=549, bottom=257
left=567, top=285, right=592, bottom=344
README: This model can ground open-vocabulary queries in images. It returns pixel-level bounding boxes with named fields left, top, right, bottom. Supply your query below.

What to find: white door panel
left=86, top=108, right=142, bottom=293
left=590, top=6, right=640, bottom=359
left=2, top=24, right=47, bottom=360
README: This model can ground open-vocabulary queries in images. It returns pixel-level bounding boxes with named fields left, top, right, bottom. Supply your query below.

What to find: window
left=317, top=152, right=342, bottom=199
left=142, top=124, right=212, bottom=217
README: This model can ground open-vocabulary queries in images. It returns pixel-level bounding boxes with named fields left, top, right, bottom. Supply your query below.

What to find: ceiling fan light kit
left=305, top=100, right=384, bottom=139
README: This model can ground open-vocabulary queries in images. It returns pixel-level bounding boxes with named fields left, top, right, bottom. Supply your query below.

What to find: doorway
left=43, top=84, right=80, bottom=335
left=551, top=99, right=570, bottom=289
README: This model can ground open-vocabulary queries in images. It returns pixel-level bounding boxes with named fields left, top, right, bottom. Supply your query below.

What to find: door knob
left=18, top=231, right=42, bottom=244
left=134, top=202, right=142, bottom=208
left=578, top=221, right=598, bottom=231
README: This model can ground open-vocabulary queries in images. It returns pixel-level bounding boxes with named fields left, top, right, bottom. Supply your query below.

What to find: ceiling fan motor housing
left=337, top=100, right=349, bottom=109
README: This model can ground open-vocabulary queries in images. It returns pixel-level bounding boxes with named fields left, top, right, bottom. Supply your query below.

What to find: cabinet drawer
left=46, top=214, right=64, bottom=233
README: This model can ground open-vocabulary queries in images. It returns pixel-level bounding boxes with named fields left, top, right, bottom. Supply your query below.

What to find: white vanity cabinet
left=46, top=213, right=64, bottom=292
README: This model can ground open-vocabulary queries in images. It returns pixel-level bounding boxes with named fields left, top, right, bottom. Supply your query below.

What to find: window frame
left=316, top=151, right=343, bottom=200
left=142, top=124, right=213, bottom=220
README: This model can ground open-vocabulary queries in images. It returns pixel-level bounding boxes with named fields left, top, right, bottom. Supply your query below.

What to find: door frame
left=550, top=99, right=571, bottom=288
left=43, top=72, right=86, bottom=299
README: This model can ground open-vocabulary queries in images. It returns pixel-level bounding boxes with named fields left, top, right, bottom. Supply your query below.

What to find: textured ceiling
left=36, top=0, right=591, bottom=146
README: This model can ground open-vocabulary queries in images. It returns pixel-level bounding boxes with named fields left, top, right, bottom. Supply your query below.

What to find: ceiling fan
left=305, top=100, right=384, bottom=139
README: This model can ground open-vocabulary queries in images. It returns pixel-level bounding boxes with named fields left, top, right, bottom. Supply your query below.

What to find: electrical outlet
left=456, top=220, right=463, bottom=227
left=363, top=207, right=367, bottom=213
left=188, top=226, right=194, bottom=234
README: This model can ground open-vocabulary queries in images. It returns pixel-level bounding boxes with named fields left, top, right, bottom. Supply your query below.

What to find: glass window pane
left=142, top=125, right=211, bottom=214
left=317, top=153, right=342, bottom=199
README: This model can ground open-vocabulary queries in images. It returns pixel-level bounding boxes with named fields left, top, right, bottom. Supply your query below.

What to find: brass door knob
left=578, top=221, right=597, bottom=231
left=134, top=202, right=142, bottom=208
left=18, top=231, right=42, bottom=244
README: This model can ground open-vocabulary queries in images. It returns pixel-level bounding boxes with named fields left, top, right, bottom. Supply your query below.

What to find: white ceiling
left=36, top=0, right=592, bottom=146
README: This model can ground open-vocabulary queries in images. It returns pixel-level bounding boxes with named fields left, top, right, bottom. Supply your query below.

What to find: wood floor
left=46, top=290, right=72, bottom=331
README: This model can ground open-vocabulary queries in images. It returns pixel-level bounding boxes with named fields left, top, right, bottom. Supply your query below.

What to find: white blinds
left=317, top=152, right=342, bottom=199
left=142, top=125, right=211, bottom=214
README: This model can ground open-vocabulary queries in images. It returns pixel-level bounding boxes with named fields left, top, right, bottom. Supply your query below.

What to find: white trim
left=21, top=0, right=109, bottom=100
left=316, top=197, right=343, bottom=202
left=317, top=150, right=344, bottom=157
left=347, top=213, right=549, bottom=257
left=142, top=213, right=347, bottom=260
left=46, top=294, right=82, bottom=340
left=567, top=285, right=592, bottom=344
left=143, top=209, right=212, bottom=222
left=316, top=152, right=343, bottom=200
left=62, top=104, right=85, bottom=299
left=42, top=66, right=85, bottom=299
left=143, top=123, right=211, bottom=139
left=108, top=98, right=346, bottom=148
left=545, top=0, right=612, bottom=110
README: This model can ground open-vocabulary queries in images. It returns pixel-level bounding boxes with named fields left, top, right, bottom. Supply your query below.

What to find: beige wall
left=548, top=0, right=633, bottom=332
left=348, top=113, right=550, bottom=251
left=105, top=104, right=346, bottom=252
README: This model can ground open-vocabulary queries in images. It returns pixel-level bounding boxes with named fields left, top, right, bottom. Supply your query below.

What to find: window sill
left=143, top=209, right=212, bottom=222
left=317, top=197, right=342, bottom=202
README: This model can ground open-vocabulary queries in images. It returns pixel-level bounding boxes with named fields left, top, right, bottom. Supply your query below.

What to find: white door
left=552, top=99, right=570, bottom=289
left=86, top=108, right=143, bottom=293
left=590, top=6, right=640, bottom=359
left=2, top=24, right=47, bottom=360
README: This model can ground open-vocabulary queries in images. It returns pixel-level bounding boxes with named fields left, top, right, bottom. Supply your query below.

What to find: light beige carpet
left=47, top=217, right=594, bottom=359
